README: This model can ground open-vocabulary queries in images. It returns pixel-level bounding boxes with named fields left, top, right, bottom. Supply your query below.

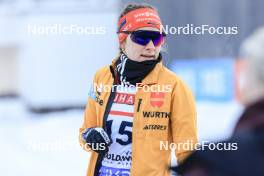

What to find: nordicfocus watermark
left=27, top=139, right=107, bottom=152
left=92, top=83, right=172, bottom=93
left=160, top=140, right=238, bottom=151
left=160, top=24, right=238, bottom=35
left=27, top=24, right=106, bottom=36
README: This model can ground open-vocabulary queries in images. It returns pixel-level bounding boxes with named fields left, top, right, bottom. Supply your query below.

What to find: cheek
left=156, top=46, right=161, bottom=53
left=155, top=46, right=161, bottom=56
left=125, top=40, right=144, bottom=57
left=133, top=45, right=145, bottom=55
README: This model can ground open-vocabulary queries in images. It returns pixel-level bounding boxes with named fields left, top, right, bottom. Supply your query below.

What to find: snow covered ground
left=0, top=99, right=89, bottom=176
left=0, top=98, right=243, bottom=176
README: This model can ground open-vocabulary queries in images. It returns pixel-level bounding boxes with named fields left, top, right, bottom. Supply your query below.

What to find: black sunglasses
left=118, top=30, right=166, bottom=46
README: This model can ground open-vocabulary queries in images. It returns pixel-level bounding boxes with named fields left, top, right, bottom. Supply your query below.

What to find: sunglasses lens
left=130, top=32, right=150, bottom=45
left=152, top=34, right=164, bottom=46
left=130, top=30, right=165, bottom=46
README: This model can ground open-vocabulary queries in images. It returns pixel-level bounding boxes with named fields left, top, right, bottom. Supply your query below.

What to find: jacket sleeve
left=79, top=74, right=99, bottom=152
left=170, top=78, right=198, bottom=164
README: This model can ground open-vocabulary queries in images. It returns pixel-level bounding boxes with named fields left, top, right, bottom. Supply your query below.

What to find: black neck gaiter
left=115, top=52, right=161, bottom=86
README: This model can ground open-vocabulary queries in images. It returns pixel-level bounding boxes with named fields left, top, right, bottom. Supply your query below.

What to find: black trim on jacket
left=94, top=65, right=117, bottom=176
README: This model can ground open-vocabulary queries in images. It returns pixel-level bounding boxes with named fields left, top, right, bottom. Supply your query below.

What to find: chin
left=139, top=56, right=155, bottom=61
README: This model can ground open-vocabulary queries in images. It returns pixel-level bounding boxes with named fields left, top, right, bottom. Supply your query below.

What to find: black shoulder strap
left=94, top=66, right=117, bottom=176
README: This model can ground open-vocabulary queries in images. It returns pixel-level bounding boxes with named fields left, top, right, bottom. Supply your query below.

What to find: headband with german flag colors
left=117, top=8, right=163, bottom=43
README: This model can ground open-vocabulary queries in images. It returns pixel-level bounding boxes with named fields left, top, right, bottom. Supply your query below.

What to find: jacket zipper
left=137, top=98, right=142, bottom=112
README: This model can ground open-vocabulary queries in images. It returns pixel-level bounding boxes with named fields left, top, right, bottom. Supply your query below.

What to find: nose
left=145, top=40, right=155, bottom=50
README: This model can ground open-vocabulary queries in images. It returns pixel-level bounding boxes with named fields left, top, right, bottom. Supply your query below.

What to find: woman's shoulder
left=160, top=66, right=194, bottom=97
left=95, top=65, right=110, bottom=75
left=93, top=65, right=112, bottom=82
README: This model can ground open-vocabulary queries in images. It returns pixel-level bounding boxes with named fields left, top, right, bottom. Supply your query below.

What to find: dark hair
left=118, top=3, right=157, bottom=20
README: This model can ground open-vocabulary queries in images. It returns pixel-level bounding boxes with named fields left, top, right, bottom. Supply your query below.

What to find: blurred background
left=0, top=0, right=264, bottom=175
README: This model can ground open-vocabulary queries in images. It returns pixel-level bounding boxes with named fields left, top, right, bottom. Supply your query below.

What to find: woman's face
left=121, top=27, right=163, bottom=62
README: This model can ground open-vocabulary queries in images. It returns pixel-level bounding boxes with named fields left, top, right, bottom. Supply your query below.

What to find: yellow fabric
left=79, top=60, right=198, bottom=176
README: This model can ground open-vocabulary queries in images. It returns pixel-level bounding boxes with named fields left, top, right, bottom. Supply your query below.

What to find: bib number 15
left=106, top=120, right=132, bottom=145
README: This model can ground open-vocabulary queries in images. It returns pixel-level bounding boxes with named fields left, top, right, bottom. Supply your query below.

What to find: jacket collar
left=110, top=55, right=163, bottom=85
left=141, top=62, right=163, bottom=85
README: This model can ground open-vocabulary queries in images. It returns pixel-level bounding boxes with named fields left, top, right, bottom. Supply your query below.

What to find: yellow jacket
left=79, top=59, right=197, bottom=176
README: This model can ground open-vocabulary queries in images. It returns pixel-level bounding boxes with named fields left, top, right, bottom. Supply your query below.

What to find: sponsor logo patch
left=143, top=124, right=167, bottom=130
left=104, top=153, right=132, bottom=162
left=88, top=85, right=104, bottom=106
left=118, top=18, right=126, bottom=31
left=150, top=92, right=165, bottom=108
left=142, top=111, right=171, bottom=118
left=114, top=92, right=135, bottom=105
